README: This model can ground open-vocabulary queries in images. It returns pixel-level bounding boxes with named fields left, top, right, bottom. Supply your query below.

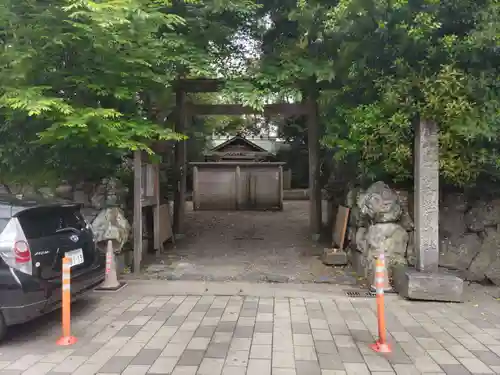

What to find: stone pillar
left=414, top=120, right=439, bottom=273
left=392, top=119, right=464, bottom=302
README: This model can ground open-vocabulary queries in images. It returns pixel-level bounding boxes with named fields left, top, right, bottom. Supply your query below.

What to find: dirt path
left=141, top=201, right=359, bottom=285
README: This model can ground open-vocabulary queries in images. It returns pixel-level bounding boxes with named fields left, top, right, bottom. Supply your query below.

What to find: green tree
left=1, top=0, right=498, bottom=190
left=318, top=0, right=500, bottom=187
left=252, top=0, right=499, bottom=188
left=0, top=0, right=259, bottom=185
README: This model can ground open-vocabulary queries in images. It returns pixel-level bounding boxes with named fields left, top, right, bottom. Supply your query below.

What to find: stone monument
left=392, top=120, right=464, bottom=302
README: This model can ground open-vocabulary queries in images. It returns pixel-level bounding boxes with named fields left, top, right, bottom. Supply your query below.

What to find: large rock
left=347, top=188, right=368, bottom=226
left=439, top=233, right=481, bottom=271
left=354, top=227, right=368, bottom=254
left=486, top=259, right=500, bottom=285
left=346, top=227, right=356, bottom=247
left=55, top=183, right=73, bottom=199
left=8, top=184, right=37, bottom=196
left=442, top=193, right=468, bottom=213
left=467, top=251, right=491, bottom=282
left=37, top=187, right=56, bottom=199
left=81, top=208, right=99, bottom=224
left=349, top=206, right=368, bottom=227
left=440, top=211, right=467, bottom=239
left=359, top=181, right=402, bottom=223
left=366, top=223, right=408, bottom=267
left=91, top=207, right=131, bottom=252
left=90, top=184, right=108, bottom=209
left=406, top=231, right=416, bottom=266
left=90, top=178, right=127, bottom=209
left=345, top=189, right=356, bottom=208
left=346, top=187, right=365, bottom=208
left=467, top=227, right=500, bottom=281
left=464, top=199, right=500, bottom=232
left=395, top=190, right=414, bottom=231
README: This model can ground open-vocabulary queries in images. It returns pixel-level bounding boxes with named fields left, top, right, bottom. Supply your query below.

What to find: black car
left=0, top=195, right=105, bottom=340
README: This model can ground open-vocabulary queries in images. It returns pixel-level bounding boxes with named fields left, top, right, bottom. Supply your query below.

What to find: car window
left=0, top=205, right=11, bottom=218
left=18, top=207, right=85, bottom=239
left=0, top=218, right=8, bottom=233
left=62, top=210, right=87, bottom=230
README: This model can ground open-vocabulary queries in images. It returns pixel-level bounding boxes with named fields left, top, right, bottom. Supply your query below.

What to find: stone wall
left=346, top=181, right=500, bottom=286
left=0, top=178, right=127, bottom=223
left=440, top=195, right=500, bottom=284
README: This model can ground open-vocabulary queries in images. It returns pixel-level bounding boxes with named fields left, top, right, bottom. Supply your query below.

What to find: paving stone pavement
left=2, top=282, right=500, bottom=375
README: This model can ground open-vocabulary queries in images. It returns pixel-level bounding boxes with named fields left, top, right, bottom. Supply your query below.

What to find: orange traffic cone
left=95, top=240, right=127, bottom=292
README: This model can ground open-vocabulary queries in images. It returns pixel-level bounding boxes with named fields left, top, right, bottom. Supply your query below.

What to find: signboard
left=141, top=163, right=156, bottom=206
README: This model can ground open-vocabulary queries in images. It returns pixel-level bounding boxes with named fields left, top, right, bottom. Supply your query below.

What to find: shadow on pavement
left=3, top=295, right=102, bottom=345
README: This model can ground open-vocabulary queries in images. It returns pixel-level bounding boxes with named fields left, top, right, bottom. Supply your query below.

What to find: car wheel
left=0, top=313, right=7, bottom=342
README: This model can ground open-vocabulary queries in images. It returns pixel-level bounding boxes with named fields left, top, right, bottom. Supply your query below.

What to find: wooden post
left=133, top=150, right=143, bottom=274
left=235, top=166, right=242, bottom=210
left=192, top=166, right=199, bottom=210
left=154, top=163, right=161, bottom=255
left=173, top=89, right=187, bottom=237
left=306, top=89, right=322, bottom=241
left=278, top=165, right=284, bottom=211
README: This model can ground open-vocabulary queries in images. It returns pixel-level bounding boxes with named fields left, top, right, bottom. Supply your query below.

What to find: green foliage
left=0, top=0, right=258, bottom=185
left=314, top=0, right=500, bottom=187
left=323, top=103, right=413, bottom=183
left=0, top=0, right=498, bottom=190
left=0, top=0, right=179, bottom=184
left=241, top=0, right=499, bottom=188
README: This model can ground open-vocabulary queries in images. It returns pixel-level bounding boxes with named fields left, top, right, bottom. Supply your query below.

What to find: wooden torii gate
left=131, top=78, right=451, bottom=303
left=132, top=78, right=322, bottom=273
left=173, top=79, right=322, bottom=237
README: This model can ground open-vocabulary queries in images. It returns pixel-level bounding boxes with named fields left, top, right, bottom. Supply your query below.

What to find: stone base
left=322, top=250, right=348, bottom=266
left=392, top=266, right=464, bottom=302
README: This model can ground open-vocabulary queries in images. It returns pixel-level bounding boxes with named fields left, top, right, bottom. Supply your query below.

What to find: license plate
left=66, top=249, right=84, bottom=267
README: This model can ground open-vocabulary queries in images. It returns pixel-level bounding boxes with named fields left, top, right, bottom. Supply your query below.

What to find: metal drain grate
left=344, top=290, right=377, bottom=298
left=233, top=236, right=264, bottom=241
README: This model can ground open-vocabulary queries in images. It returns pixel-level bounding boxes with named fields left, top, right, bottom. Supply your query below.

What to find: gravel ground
left=139, top=201, right=360, bottom=285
